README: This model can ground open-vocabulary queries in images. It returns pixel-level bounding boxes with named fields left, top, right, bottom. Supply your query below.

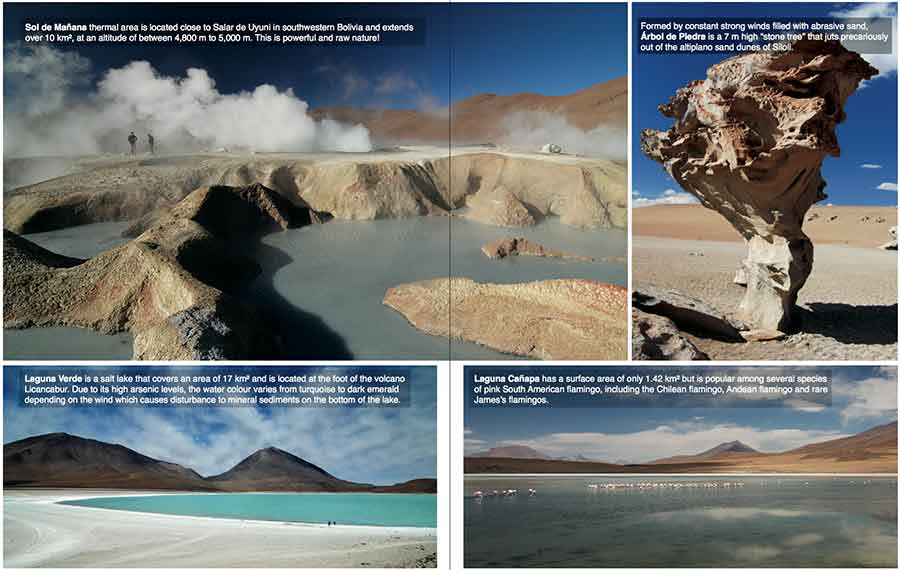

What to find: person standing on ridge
left=128, top=131, right=137, bottom=155
left=147, top=133, right=155, bottom=155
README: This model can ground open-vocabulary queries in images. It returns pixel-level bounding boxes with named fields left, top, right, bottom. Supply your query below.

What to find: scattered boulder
left=464, top=186, right=535, bottom=227
left=540, top=143, right=563, bottom=154
left=481, top=237, right=593, bottom=262
left=632, top=285, right=744, bottom=340
left=879, top=225, right=898, bottom=250
left=384, top=277, right=627, bottom=360
left=632, top=309, right=709, bottom=360
left=733, top=267, right=748, bottom=287
left=641, top=39, right=876, bottom=331
left=740, top=329, right=787, bottom=342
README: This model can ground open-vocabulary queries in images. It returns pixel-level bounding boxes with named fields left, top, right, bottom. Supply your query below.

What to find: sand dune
left=312, top=77, right=627, bottom=144
left=634, top=204, right=897, bottom=248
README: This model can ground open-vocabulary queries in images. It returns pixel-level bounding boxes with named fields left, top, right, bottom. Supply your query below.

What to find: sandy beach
left=4, top=490, right=437, bottom=568
left=633, top=230, right=897, bottom=360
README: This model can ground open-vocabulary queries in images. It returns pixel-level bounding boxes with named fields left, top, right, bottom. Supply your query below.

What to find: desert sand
left=633, top=205, right=897, bottom=360
left=4, top=490, right=437, bottom=568
left=634, top=204, right=897, bottom=248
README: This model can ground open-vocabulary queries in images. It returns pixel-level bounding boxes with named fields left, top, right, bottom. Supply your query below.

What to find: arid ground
left=633, top=204, right=898, bottom=360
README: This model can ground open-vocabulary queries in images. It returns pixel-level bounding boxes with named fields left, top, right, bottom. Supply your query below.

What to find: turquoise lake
left=465, top=476, right=898, bottom=567
left=62, top=493, right=437, bottom=528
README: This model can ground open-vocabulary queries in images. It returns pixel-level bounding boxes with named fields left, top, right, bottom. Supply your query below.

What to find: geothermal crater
left=4, top=147, right=628, bottom=360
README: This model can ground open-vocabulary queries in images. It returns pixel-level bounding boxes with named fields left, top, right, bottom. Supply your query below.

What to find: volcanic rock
left=632, top=285, right=744, bottom=340
left=3, top=184, right=294, bottom=360
left=445, top=152, right=627, bottom=229
left=4, top=150, right=626, bottom=235
left=4, top=433, right=214, bottom=490
left=481, top=237, right=592, bottom=261
left=641, top=40, right=877, bottom=331
left=464, top=186, right=535, bottom=227
left=208, top=447, right=372, bottom=492
left=384, top=277, right=627, bottom=360
left=632, top=309, right=709, bottom=360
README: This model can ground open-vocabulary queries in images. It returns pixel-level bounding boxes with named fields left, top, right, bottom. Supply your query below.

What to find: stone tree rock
left=641, top=39, right=876, bottom=331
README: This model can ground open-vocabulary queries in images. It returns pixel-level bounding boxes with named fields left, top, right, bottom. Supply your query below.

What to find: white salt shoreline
left=4, top=489, right=437, bottom=568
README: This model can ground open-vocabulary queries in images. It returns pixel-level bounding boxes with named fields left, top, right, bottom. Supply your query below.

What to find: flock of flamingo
left=471, top=478, right=887, bottom=499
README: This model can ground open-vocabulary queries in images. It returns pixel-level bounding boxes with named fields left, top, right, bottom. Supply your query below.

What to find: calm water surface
left=4, top=217, right=626, bottom=360
left=464, top=476, right=898, bottom=567
left=63, top=492, right=437, bottom=528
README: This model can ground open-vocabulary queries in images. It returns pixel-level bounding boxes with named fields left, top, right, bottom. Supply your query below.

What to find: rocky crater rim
left=3, top=183, right=296, bottom=360
left=4, top=147, right=627, bottom=235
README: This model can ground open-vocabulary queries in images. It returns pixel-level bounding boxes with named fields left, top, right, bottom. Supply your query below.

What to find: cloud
left=499, top=110, right=626, bottom=161
left=861, top=163, right=884, bottom=169
left=633, top=189, right=698, bottom=207
left=4, top=369, right=437, bottom=485
left=314, top=64, right=370, bottom=101
left=491, top=421, right=848, bottom=464
left=651, top=507, right=815, bottom=522
left=464, top=426, right=490, bottom=455
left=783, top=533, right=825, bottom=547
left=832, top=373, right=898, bottom=424
left=374, top=71, right=420, bottom=95
left=830, top=4, right=897, bottom=80
left=876, top=182, right=898, bottom=191
left=4, top=44, right=372, bottom=156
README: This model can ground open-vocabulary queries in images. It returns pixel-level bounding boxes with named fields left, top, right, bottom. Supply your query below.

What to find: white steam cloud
left=4, top=44, right=372, bottom=157
left=499, top=110, right=626, bottom=161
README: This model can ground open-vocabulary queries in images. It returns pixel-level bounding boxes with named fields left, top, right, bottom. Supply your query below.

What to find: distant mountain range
left=650, top=440, right=761, bottom=464
left=466, top=421, right=897, bottom=474
left=311, top=76, right=627, bottom=146
left=468, top=445, right=553, bottom=461
left=4, top=433, right=435, bottom=493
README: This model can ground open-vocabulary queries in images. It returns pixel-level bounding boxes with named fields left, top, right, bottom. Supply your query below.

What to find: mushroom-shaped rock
left=641, top=39, right=876, bottom=331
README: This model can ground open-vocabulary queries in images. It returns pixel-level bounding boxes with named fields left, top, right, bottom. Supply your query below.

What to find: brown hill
left=4, top=433, right=215, bottom=490
left=207, top=447, right=373, bottom=492
left=651, top=440, right=761, bottom=464
left=312, top=76, right=627, bottom=144
left=776, top=421, right=897, bottom=463
left=465, top=422, right=898, bottom=474
left=373, top=478, right=438, bottom=494
left=4, top=433, right=437, bottom=493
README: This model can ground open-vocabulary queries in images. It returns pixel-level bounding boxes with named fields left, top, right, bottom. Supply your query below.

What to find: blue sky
left=4, top=366, right=437, bottom=485
left=4, top=3, right=625, bottom=111
left=450, top=3, right=626, bottom=101
left=465, top=366, right=897, bottom=463
left=633, top=2, right=898, bottom=207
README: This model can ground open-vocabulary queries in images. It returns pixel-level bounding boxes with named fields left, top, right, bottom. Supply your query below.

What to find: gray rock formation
left=641, top=40, right=876, bottom=331
left=4, top=184, right=296, bottom=360
left=632, top=285, right=744, bottom=340
left=632, top=309, right=709, bottom=360
left=481, top=236, right=592, bottom=261
left=464, top=186, right=535, bottom=227
left=4, top=150, right=627, bottom=234
left=880, top=225, right=898, bottom=250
